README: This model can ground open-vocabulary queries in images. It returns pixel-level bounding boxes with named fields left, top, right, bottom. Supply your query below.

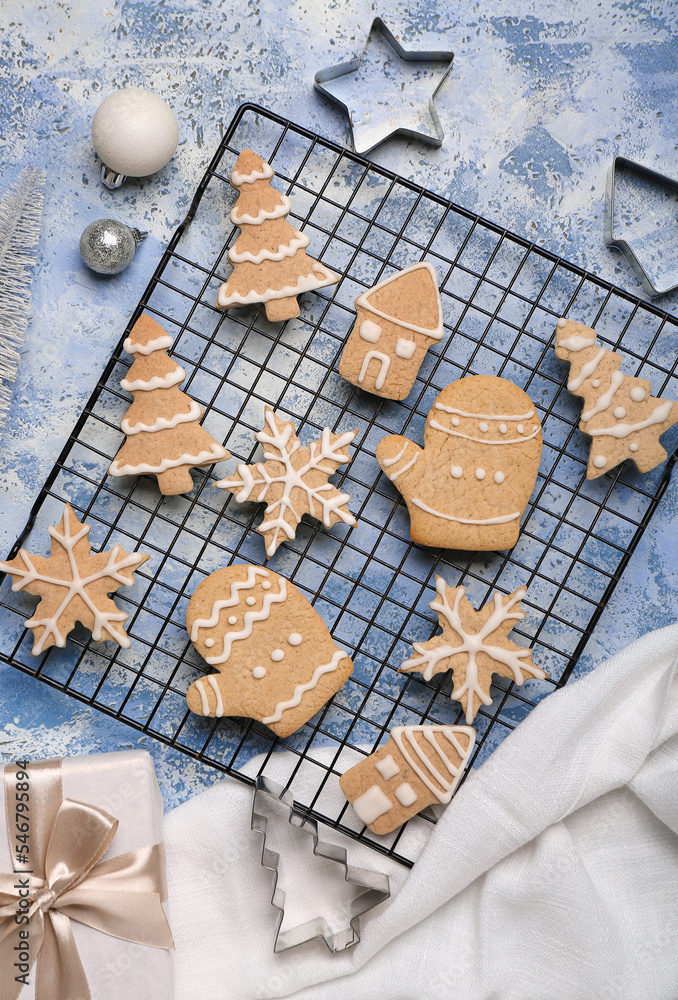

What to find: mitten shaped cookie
left=340, top=724, right=475, bottom=835
left=400, top=577, right=546, bottom=723
left=109, top=315, right=230, bottom=495
left=338, top=262, right=444, bottom=400
left=216, top=148, right=339, bottom=322
left=555, top=317, right=678, bottom=479
left=186, top=565, right=353, bottom=738
left=375, top=375, right=542, bottom=551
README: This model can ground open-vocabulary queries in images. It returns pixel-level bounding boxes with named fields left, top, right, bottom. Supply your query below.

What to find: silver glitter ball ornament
left=79, top=218, right=147, bottom=274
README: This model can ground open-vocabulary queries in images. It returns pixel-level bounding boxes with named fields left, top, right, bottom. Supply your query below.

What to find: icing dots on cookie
left=270, top=649, right=284, bottom=661
left=288, top=633, right=302, bottom=645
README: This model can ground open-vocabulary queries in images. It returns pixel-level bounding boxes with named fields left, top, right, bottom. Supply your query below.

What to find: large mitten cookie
left=338, top=262, right=444, bottom=400
left=375, top=375, right=543, bottom=551
left=186, top=565, right=353, bottom=738
left=340, top=724, right=475, bottom=835
left=555, top=317, right=678, bottom=479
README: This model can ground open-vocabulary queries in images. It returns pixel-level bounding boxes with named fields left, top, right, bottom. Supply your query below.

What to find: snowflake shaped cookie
left=0, top=503, right=148, bottom=655
left=216, top=408, right=357, bottom=557
left=401, top=577, right=546, bottom=722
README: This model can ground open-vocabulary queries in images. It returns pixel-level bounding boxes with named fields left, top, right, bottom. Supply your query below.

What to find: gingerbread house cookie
left=338, top=262, right=444, bottom=400
left=375, top=375, right=543, bottom=551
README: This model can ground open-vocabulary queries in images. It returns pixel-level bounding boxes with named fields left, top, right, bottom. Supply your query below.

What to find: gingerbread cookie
left=186, top=565, right=353, bottom=738
left=215, top=408, right=357, bottom=557
left=555, top=317, right=678, bottom=479
left=401, top=578, right=546, bottom=723
left=0, top=503, right=148, bottom=655
left=375, top=375, right=542, bottom=551
left=338, top=262, right=444, bottom=400
left=340, top=724, right=475, bottom=835
left=216, top=149, right=339, bottom=322
left=109, top=315, right=230, bottom=495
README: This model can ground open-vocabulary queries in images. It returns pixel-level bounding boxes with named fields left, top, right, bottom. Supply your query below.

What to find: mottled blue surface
left=1, top=2, right=677, bottom=810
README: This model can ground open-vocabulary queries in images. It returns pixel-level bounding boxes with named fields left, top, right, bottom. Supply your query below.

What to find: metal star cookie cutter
left=314, top=18, right=454, bottom=155
left=605, top=155, right=678, bottom=297
left=251, top=776, right=390, bottom=953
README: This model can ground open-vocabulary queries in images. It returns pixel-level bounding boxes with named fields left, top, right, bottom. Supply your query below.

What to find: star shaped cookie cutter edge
left=251, top=775, right=391, bottom=953
left=314, top=17, right=454, bottom=156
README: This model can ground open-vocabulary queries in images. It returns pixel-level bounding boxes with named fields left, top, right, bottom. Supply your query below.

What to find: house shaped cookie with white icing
left=338, top=262, right=444, bottom=400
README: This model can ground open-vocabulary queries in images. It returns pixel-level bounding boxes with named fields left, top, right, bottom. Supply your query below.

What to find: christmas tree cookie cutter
left=605, top=155, right=678, bottom=297
left=251, top=776, right=390, bottom=953
left=314, top=18, right=454, bottom=155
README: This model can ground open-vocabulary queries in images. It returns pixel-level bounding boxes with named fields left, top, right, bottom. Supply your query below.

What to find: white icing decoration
left=630, top=443, right=639, bottom=452
left=189, top=566, right=281, bottom=666
left=375, top=754, right=400, bottom=780
left=230, top=194, right=291, bottom=226
left=475, top=468, right=485, bottom=480
left=253, top=666, right=266, bottom=679
left=382, top=443, right=408, bottom=468
left=580, top=370, right=624, bottom=422
left=556, top=317, right=567, bottom=328
left=614, top=406, right=626, bottom=419
left=394, top=782, right=418, bottom=808
left=390, top=724, right=476, bottom=803
left=217, top=411, right=356, bottom=557
left=395, top=338, right=416, bottom=359
left=109, top=440, right=229, bottom=477
left=262, top=648, right=348, bottom=723
left=120, top=366, right=186, bottom=392
left=588, top=400, right=673, bottom=439
left=288, top=633, right=302, bottom=645
left=359, top=320, right=382, bottom=343
left=592, top=380, right=600, bottom=388
left=434, top=404, right=534, bottom=420
left=228, top=232, right=310, bottom=265
left=499, top=423, right=507, bottom=434
left=217, top=261, right=337, bottom=309
left=558, top=335, right=597, bottom=351
left=593, top=456, right=607, bottom=468
left=411, top=498, right=520, bottom=525
left=207, top=674, right=224, bottom=716
left=517, top=424, right=524, bottom=434
left=358, top=350, right=391, bottom=390
left=389, top=453, right=418, bottom=482
left=123, top=334, right=173, bottom=356
left=351, top=785, right=392, bottom=825
left=429, top=420, right=541, bottom=445
left=270, top=649, right=284, bottom=662
left=494, top=471, right=505, bottom=484
left=450, top=465, right=463, bottom=479
left=402, top=583, right=546, bottom=724
left=567, top=348, right=606, bottom=391
left=0, top=507, right=145, bottom=654
left=230, top=162, right=274, bottom=186
left=196, top=679, right=210, bottom=716
left=121, top=399, right=202, bottom=436
left=451, top=417, right=460, bottom=426
left=228, top=616, right=237, bottom=625
left=355, top=262, right=444, bottom=340
left=479, top=422, right=489, bottom=432
left=262, top=581, right=272, bottom=590
left=204, top=638, right=215, bottom=648
left=246, top=596, right=256, bottom=606
left=631, top=387, right=646, bottom=402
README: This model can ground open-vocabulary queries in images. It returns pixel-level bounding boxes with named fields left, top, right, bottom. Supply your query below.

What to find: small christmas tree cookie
left=339, top=262, right=444, bottom=400
left=555, top=318, right=678, bottom=479
left=109, top=315, right=230, bottom=495
left=216, top=149, right=339, bottom=322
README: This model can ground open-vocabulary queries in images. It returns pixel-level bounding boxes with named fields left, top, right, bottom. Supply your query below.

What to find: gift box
left=0, top=749, right=174, bottom=1000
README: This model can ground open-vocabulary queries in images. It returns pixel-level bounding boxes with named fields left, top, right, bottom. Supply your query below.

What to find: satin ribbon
left=0, top=759, right=174, bottom=1000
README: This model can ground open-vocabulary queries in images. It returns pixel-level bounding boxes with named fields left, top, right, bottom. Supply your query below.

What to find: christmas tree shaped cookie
left=0, top=503, right=148, bottom=655
left=400, top=578, right=546, bottom=723
left=109, top=315, right=230, bottom=495
left=375, top=375, right=543, bottom=551
left=555, top=318, right=678, bottom=479
left=216, top=149, right=339, bottom=322
left=340, top=724, right=476, bottom=835
left=338, top=262, right=444, bottom=400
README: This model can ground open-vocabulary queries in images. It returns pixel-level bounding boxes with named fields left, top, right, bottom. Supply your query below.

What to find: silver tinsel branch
left=0, top=166, right=45, bottom=428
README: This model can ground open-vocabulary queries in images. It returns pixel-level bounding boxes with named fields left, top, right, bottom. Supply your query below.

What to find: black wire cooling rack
left=2, top=104, right=678, bottom=867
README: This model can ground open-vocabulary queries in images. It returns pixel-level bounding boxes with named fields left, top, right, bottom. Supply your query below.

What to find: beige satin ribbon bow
left=0, top=779, right=173, bottom=1000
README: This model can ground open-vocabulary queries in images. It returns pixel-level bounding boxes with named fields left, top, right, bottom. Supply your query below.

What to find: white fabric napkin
left=165, top=624, right=678, bottom=1000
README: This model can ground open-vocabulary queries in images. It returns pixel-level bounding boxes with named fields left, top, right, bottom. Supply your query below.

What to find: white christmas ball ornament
left=92, top=88, right=178, bottom=189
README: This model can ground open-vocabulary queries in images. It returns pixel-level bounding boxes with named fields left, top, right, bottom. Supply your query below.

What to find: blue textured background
left=1, top=1, right=677, bottom=810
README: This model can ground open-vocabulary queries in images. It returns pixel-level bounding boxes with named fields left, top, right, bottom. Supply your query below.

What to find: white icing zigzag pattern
left=262, top=648, right=349, bottom=723
left=391, top=725, right=476, bottom=803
